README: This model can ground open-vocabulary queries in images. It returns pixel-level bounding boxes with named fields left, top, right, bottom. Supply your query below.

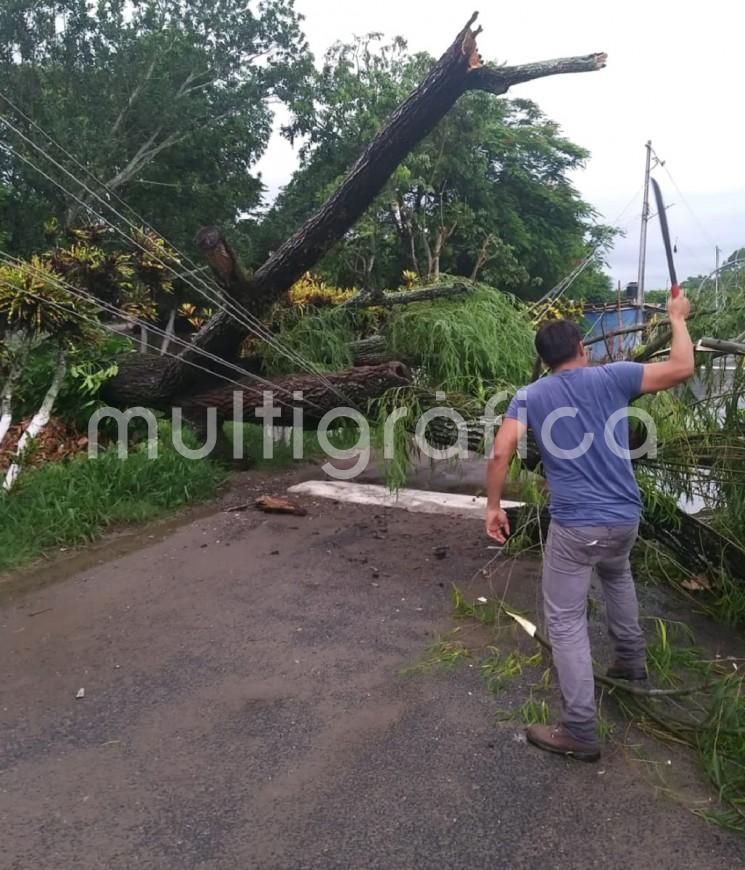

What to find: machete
left=651, top=177, right=681, bottom=298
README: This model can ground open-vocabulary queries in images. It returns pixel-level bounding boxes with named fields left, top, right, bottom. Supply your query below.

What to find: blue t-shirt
left=505, top=362, right=644, bottom=527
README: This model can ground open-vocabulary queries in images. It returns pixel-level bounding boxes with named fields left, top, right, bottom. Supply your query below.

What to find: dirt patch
left=0, top=416, right=88, bottom=473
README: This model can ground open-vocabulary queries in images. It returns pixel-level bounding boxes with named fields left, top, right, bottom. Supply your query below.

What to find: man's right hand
left=486, top=506, right=510, bottom=544
left=641, top=291, right=695, bottom=394
left=667, top=292, right=691, bottom=322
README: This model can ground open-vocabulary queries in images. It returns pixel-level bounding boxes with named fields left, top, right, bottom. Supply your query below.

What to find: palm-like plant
left=0, top=256, right=102, bottom=489
left=0, top=226, right=179, bottom=490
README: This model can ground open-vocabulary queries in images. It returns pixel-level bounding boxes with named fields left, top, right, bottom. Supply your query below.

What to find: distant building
left=583, top=302, right=645, bottom=362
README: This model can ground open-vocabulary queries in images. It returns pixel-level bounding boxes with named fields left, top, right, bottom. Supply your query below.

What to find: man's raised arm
left=640, top=293, right=695, bottom=394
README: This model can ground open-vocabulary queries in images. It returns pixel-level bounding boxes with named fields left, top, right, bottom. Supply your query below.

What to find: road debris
left=255, top=495, right=308, bottom=516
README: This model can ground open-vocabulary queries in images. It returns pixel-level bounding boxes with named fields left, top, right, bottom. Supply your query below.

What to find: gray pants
left=543, top=520, right=646, bottom=745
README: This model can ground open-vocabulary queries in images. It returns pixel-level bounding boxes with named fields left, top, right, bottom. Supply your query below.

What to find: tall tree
left=0, top=0, right=313, bottom=255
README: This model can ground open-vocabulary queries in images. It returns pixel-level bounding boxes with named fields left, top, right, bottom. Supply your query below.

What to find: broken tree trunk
left=698, top=337, right=745, bottom=356
left=103, top=14, right=606, bottom=408
left=351, top=336, right=390, bottom=367
left=180, top=362, right=411, bottom=428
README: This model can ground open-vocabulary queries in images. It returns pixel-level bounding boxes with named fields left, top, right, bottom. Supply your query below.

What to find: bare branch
left=343, top=282, right=471, bottom=309
left=110, top=54, right=158, bottom=140
left=698, top=336, right=745, bottom=356
left=468, top=52, right=608, bottom=95
left=104, top=110, right=235, bottom=193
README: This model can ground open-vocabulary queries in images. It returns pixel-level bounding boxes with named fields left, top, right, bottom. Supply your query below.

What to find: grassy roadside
left=0, top=437, right=226, bottom=574
left=0, top=420, right=363, bottom=575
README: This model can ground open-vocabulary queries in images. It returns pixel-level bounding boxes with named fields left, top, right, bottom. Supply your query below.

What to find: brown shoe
left=526, top=723, right=601, bottom=762
left=606, top=661, right=648, bottom=681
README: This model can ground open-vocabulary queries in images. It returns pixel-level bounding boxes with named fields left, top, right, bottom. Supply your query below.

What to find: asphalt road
left=1, top=471, right=743, bottom=869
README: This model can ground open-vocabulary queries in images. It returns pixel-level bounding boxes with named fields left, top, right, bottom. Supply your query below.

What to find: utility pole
left=636, top=140, right=653, bottom=326
left=715, top=245, right=721, bottom=310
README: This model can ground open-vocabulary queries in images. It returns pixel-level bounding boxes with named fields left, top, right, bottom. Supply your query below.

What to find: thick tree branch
left=344, top=282, right=471, bottom=309
left=698, top=337, right=745, bottom=356
left=194, top=226, right=252, bottom=291
left=468, top=53, right=607, bottom=95
left=181, top=362, right=412, bottom=427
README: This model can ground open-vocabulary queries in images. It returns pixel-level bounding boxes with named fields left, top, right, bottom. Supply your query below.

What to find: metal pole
left=715, top=245, right=721, bottom=310
left=636, top=140, right=653, bottom=326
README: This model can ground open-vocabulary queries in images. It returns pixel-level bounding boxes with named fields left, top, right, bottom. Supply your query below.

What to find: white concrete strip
left=287, top=480, right=524, bottom=521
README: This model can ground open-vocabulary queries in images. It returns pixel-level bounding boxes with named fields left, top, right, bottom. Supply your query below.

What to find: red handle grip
left=670, top=284, right=681, bottom=299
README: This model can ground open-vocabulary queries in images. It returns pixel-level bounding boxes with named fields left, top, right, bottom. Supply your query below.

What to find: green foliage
left=1, top=227, right=181, bottom=435
left=684, top=250, right=745, bottom=342
left=515, top=693, right=552, bottom=726
left=260, top=306, right=360, bottom=374
left=633, top=345, right=745, bottom=574
left=0, top=0, right=313, bottom=255
left=0, top=255, right=100, bottom=342
left=47, top=225, right=181, bottom=318
left=399, top=637, right=472, bottom=676
left=452, top=584, right=499, bottom=625
left=480, top=646, right=542, bottom=694
left=644, top=617, right=705, bottom=686
left=15, top=332, right=131, bottom=429
left=264, top=278, right=537, bottom=393
left=370, top=384, right=491, bottom=490
left=387, top=283, right=535, bottom=393
left=0, top=422, right=225, bottom=573
left=696, top=674, right=745, bottom=823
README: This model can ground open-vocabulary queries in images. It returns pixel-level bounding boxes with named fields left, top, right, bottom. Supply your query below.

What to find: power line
left=0, top=252, right=319, bottom=411
left=652, top=152, right=717, bottom=251
left=0, top=278, right=317, bottom=421
left=0, top=112, right=362, bottom=409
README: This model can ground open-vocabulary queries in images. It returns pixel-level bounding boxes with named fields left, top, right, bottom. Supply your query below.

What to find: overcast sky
left=257, top=0, right=744, bottom=291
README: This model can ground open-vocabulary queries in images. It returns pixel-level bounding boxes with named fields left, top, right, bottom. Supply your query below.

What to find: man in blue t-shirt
left=486, top=293, right=693, bottom=761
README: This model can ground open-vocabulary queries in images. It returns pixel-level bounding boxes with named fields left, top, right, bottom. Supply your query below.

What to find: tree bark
left=470, top=233, right=497, bottom=281
left=344, top=282, right=471, bottom=309
left=102, top=15, right=606, bottom=408
left=3, top=344, right=67, bottom=491
left=698, top=337, right=745, bottom=356
left=351, top=336, right=389, bottom=367
left=180, top=362, right=411, bottom=428
left=639, top=508, right=745, bottom=584
left=0, top=349, right=24, bottom=448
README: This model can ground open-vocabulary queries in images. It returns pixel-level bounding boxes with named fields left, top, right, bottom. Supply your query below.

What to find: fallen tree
left=180, top=362, right=411, bottom=428
left=102, top=12, right=606, bottom=409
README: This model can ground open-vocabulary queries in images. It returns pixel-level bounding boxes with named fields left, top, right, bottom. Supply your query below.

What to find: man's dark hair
left=535, top=320, right=583, bottom=369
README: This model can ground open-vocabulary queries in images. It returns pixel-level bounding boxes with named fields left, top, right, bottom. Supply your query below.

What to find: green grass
left=644, top=617, right=706, bottom=686
left=0, top=419, right=367, bottom=574
left=480, top=646, right=542, bottom=694
left=515, top=692, right=551, bottom=726
left=0, top=424, right=226, bottom=573
left=399, top=637, right=472, bottom=676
